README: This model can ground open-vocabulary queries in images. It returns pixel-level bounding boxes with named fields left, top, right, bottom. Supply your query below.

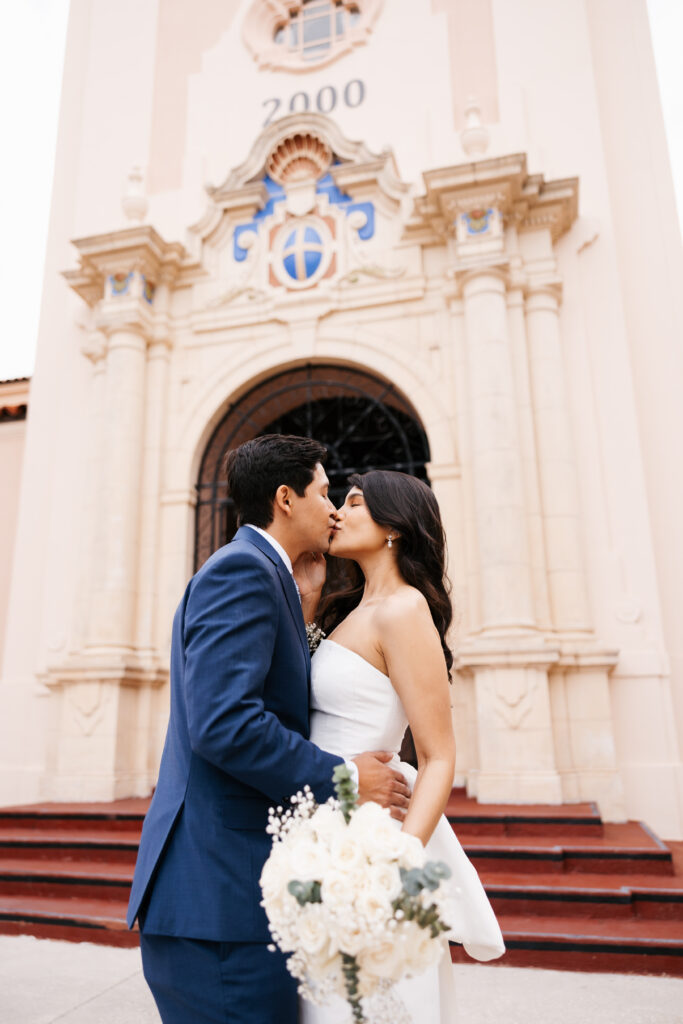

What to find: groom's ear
left=273, top=484, right=293, bottom=517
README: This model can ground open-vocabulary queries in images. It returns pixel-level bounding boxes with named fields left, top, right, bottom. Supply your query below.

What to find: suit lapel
left=236, top=527, right=311, bottom=673
left=275, top=561, right=312, bottom=675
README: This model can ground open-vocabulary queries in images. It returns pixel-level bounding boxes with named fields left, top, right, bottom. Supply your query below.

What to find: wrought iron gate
left=194, top=364, right=430, bottom=569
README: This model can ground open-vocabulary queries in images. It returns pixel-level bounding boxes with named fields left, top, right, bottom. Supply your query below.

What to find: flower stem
left=341, top=953, right=365, bottom=1022
left=333, top=764, right=358, bottom=824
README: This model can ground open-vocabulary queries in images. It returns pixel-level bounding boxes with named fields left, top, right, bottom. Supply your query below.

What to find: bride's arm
left=377, top=592, right=455, bottom=846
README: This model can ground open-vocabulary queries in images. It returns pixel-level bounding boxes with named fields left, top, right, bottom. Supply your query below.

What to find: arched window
left=274, top=1, right=361, bottom=63
left=194, top=363, right=430, bottom=570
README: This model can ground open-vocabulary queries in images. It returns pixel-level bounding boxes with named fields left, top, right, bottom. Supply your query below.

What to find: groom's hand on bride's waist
left=352, top=751, right=411, bottom=821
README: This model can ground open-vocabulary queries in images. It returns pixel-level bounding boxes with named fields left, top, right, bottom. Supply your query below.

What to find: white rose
left=330, top=832, right=366, bottom=874
left=404, top=925, right=443, bottom=977
left=297, top=905, right=331, bottom=957
left=360, top=938, right=408, bottom=981
left=320, top=869, right=351, bottom=913
left=367, top=862, right=402, bottom=903
left=289, top=835, right=331, bottom=880
left=260, top=845, right=293, bottom=899
left=332, top=920, right=367, bottom=957
left=355, top=887, right=392, bottom=928
left=349, top=802, right=401, bottom=859
left=310, top=803, right=346, bottom=842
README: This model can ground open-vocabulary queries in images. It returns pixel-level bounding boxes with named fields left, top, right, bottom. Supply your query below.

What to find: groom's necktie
left=292, top=577, right=301, bottom=603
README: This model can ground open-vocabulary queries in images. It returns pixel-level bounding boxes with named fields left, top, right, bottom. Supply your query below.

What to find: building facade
left=2, top=0, right=683, bottom=839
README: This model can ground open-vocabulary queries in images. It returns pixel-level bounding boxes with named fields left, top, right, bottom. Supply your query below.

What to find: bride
left=293, top=470, right=505, bottom=1024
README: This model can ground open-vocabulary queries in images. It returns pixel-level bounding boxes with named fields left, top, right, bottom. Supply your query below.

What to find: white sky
left=0, top=0, right=681, bottom=382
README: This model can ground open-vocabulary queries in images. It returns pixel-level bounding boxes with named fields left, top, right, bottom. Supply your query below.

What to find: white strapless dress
left=300, top=639, right=505, bottom=1024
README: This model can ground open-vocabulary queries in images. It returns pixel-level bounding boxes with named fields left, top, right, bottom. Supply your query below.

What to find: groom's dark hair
left=226, top=434, right=328, bottom=528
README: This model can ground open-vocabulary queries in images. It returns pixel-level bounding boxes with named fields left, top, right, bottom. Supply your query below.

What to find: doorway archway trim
left=170, top=334, right=459, bottom=497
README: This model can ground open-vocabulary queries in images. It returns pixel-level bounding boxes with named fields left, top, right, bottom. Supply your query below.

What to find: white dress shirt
left=244, top=524, right=293, bottom=573
left=243, top=523, right=359, bottom=790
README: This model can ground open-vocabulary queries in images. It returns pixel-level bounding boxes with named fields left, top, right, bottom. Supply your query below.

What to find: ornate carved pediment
left=191, top=113, right=407, bottom=243
left=187, top=115, right=413, bottom=320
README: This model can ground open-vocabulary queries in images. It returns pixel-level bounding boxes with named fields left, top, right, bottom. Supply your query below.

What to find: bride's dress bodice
left=309, top=639, right=406, bottom=759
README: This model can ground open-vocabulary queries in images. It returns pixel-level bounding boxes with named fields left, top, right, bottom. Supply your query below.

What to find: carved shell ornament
left=266, top=133, right=332, bottom=185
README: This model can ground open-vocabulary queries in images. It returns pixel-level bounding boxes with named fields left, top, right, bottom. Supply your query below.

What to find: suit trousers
left=140, top=933, right=298, bottom=1024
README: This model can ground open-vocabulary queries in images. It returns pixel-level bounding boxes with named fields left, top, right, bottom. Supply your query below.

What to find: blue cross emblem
left=281, top=226, right=325, bottom=282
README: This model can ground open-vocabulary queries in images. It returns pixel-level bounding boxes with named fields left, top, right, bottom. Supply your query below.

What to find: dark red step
left=451, top=914, right=683, bottom=976
left=0, top=831, right=140, bottom=865
left=482, top=872, right=683, bottom=920
left=447, top=790, right=603, bottom=838
left=0, top=859, right=133, bottom=902
left=0, top=893, right=138, bottom=948
left=456, top=822, right=674, bottom=876
left=0, top=794, right=681, bottom=975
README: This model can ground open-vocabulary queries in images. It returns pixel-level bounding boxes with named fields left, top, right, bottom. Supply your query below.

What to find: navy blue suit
left=128, top=526, right=343, bottom=1022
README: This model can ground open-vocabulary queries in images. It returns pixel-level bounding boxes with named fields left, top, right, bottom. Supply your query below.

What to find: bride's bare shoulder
left=374, top=586, right=431, bottom=630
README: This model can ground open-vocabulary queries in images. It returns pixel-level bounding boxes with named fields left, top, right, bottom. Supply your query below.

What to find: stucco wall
left=1, top=0, right=681, bottom=836
left=0, top=408, right=27, bottom=670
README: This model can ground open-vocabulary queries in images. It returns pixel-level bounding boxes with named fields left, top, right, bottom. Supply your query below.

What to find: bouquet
left=260, top=765, right=453, bottom=1023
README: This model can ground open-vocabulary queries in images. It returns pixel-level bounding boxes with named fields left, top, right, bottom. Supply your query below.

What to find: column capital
left=412, top=151, right=578, bottom=258
left=525, top=279, right=563, bottom=308
left=63, top=223, right=186, bottom=310
left=456, top=262, right=510, bottom=294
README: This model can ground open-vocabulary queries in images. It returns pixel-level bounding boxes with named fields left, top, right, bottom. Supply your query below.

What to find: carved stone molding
left=204, top=113, right=403, bottom=204
left=64, top=225, right=186, bottom=309
left=40, top=653, right=168, bottom=692
left=242, top=0, right=383, bottom=73
left=411, top=153, right=578, bottom=247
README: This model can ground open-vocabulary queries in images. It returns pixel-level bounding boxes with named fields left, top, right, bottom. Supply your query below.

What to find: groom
left=127, top=434, right=410, bottom=1024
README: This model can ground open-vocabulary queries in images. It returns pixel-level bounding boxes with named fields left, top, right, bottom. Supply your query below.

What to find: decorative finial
left=460, top=95, right=490, bottom=157
left=122, top=165, right=148, bottom=223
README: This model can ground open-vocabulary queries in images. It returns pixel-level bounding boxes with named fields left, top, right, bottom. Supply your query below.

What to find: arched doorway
left=194, top=363, right=431, bottom=568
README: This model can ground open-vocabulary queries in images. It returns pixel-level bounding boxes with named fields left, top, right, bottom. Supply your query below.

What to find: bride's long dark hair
left=319, top=470, right=454, bottom=679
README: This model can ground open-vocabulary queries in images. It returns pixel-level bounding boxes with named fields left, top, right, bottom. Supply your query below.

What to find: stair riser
left=468, top=854, right=674, bottom=876
left=0, top=846, right=138, bottom=865
left=0, top=918, right=138, bottom=948
left=634, top=896, right=683, bottom=920
left=450, top=822, right=603, bottom=838
left=450, top=943, right=683, bottom=977
left=0, top=879, right=131, bottom=902
left=564, top=857, right=674, bottom=876
left=487, top=894, right=683, bottom=921
left=0, top=817, right=143, bottom=835
left=488, top=895, right=633, bottom=919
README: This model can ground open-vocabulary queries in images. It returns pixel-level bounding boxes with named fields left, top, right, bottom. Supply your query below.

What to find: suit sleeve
left=183, top=550, right=343, bottom=804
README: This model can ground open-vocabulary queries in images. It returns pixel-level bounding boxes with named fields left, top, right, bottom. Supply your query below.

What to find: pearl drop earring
left=387, top=535, right=393, bottom=548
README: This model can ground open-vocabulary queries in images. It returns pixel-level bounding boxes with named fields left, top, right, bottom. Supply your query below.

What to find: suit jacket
left=127, top=526, right=343, bottom=941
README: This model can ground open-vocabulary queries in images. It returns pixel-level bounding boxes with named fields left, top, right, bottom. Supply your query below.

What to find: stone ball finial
left=460, top=96, right=490, bottom=158
left=122, top=165, right=149, bottom=223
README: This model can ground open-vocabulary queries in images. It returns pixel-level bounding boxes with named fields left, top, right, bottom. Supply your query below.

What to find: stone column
left=44, top=226, right=185, bottom=800
left=86, top=323, right=148, bottom=650
left=507, top=285, right=552, bottom=630
left=525, top=284, right=591, bottom=633
left=458, top=262, right=562, bottom=805
left=525, top=280, right=625, bottom=819
left=136, top=280, right=172, bottom=655
left=461, top=268, right=535, bottom=632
